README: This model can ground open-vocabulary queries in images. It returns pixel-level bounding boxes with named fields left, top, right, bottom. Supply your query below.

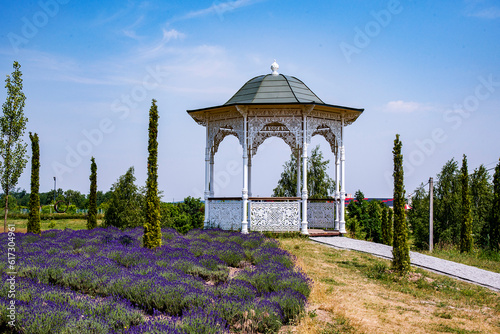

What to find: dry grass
left=279, top=238, right=500, bottom=334
left=5, top=218, right=102, bottom=233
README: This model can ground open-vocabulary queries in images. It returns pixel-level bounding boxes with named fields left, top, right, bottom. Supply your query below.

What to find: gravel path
left=311, top=236, right=500, bottom=291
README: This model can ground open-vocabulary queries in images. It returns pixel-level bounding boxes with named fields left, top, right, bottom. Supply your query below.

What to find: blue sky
left=1, top=0, right=499, bottom=200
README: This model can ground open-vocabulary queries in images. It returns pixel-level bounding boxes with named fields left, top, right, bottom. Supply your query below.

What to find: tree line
left=347, top=155, right=500, bottom=253
left=346, top=191, right=393, bottom=244
left=92, top=166, right=204, bottom=234
left=409, top=157, right=500, bottom=251
left=3, top=156, right=203, bottom=235
left=3, top=188, right=112, bottom=211
left=1, top=61, right=185, bottom=250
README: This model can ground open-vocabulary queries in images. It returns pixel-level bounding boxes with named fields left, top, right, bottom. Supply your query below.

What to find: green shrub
left=103, top=167, right=144, bottom=229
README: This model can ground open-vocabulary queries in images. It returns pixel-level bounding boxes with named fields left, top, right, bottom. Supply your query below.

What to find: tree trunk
left=4, top=191, right=9, bottom=233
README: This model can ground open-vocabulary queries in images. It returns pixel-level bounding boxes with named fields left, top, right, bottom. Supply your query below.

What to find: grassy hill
left=279, top=237, right=500, bottom=334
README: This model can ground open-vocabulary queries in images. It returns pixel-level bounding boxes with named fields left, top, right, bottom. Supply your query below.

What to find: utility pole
left=429, top=177, right=434, bottom=252
left=53, top=177, right=56, bottom=203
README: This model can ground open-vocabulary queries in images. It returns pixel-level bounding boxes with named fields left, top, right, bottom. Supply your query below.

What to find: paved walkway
left=311, top=236, right=500, bottom=291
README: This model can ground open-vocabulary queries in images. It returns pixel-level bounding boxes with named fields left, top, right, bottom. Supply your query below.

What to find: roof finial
left=271, top=59, right=279, bottom=76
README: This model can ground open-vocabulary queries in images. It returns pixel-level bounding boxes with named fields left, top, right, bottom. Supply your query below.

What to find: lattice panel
left=249, top=202, right=300, bottom=232
left=209, top=201, right=242, bottom=231
left=248, top=116, right=303, bottom=149
left=307, top=117, right=342, bottom=146
left=251, top=131, right=297, bottom=157
left=312, top=128, right=338, bottom=155
left=307, top=202, right=336, bottom=229
left=208, top=118, right=244, bottom=151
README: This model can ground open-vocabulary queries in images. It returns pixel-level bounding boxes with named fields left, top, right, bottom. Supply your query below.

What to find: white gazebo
left=187, top=61, right=363, bottom=234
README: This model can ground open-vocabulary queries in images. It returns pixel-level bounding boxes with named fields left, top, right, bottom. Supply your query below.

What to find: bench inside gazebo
left=187, top=61, right=363, bottom=235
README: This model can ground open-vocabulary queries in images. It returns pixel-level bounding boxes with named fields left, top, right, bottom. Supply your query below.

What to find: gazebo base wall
left=307, top=200, right=337, bottom=229
left=207, top=198, right=339, bottom=233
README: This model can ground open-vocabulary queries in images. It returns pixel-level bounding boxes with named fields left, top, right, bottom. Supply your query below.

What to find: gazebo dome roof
left=187, top=61, right=364, bottom=126
left=225, top=73, right=324, bottom=105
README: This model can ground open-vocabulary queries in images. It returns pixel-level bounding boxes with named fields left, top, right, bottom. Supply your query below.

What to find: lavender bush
left=0, top=227, right=311, bottom=333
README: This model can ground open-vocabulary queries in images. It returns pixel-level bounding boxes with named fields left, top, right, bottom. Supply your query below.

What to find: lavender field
left=0, top=227, right=311, bottom=333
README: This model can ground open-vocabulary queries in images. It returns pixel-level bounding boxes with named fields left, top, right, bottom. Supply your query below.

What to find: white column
left=339, top=117, right=347, bottom=234
left=248, top=151, right=252, bottom=197
left=241, top=114, right=249, bottom=234
left=296, top=148, right=301, bottom=197
left=301, top=115, right=309, bottom=235
left=204, top=122, right=211, bottom=229
left=209, top=152, right=214, bottom=197
left=334, top=151, right=340, bottom=231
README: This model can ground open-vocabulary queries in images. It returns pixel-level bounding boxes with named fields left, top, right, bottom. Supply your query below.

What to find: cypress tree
left=381, top=205, right=389, bottom=245
left=87, top=157, right=97, bottom=229
left=460, top=155, right=473, bottom=252
left=27, top=132, right=40, bottom=234
left=434, top=159, right=461, bottom=244
left=143, top=99, right=162, bottom=249
left=470, top=165, right=492, bottom=248
left=388, top=207, right=393, bottom=246
left=392, top=134, right=410, bottom=274
left=490, top=159, right=500, bottom=251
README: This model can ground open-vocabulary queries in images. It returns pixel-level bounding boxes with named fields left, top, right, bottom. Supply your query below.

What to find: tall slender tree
left=470, top=165, right=492, bottom=247
left=392, top=134, right=410, bottom=274
left=143, top=99, right=161, bottom=249
left=387, top=207, right=393, bottom=246
left=87, top=157, right=97, bottom=229
left=1, top=61, right=28, bottom=232
left=460, top=155, right=473, bottom=253
left=434, top=159, right=461, bottom=245
left=381, top=205, right=389, bottom=245
left=27, top=132, right=40, bottom=234
left=490, top=159, right=500, bottom=251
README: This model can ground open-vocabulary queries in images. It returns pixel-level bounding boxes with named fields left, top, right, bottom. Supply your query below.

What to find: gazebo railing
left=207, top=197, right=338, bottom=232
left=207, top=197, right=242, bottom=230
left=307, top=198, right=337, bottom=229
left=248, top=197, right=301, bottom=232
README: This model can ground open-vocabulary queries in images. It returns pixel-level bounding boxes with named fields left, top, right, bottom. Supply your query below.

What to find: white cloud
left=468, top=6, right=500, bottom=18
left=123, top=30, right=141, bottom=40
left=383, top=100, right=433, bottom=113
left=162, top=29, right=185, bottom=42
left=122, top=15, right=146, bottom=40
left=92, top=4, right=134, bottom=26
left=171, top=0, right=263, bottom=22
left=464, top=0, right=500, bottom=19
left=137, top=29, right=186, bottom=59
